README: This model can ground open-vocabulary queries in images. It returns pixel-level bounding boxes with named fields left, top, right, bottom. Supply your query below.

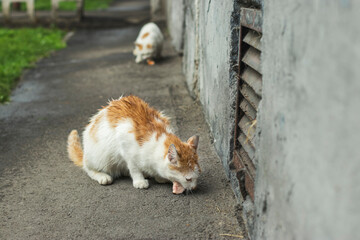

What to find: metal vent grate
left=232, top=8, right=262, bottom=202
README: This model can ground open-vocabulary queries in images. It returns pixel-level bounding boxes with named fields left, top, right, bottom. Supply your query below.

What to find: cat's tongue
left=172, top=181, right=185, bottom=194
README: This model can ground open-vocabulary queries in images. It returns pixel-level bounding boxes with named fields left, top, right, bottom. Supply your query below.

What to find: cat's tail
left=67, top=130, right=84, bottom=167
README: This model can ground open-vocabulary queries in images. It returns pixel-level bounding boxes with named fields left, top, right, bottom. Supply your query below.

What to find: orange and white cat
left=67, top=95, right=200, bottom=194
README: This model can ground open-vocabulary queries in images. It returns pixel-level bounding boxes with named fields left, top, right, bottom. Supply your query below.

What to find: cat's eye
left=186, top=177, right=192, bottom=182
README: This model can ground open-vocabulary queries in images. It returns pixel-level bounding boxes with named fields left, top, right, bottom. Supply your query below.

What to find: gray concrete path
left=0, top=3, right=242, bottom=239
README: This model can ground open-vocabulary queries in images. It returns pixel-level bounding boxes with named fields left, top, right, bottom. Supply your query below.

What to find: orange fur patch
left=164, top=134, right=200, bottom=174
left=146, top=44, right=152, bottom=49
left=136, top=43, right=143, bottom=50
left=67, top=130, right=83, bottom=167
left=106, top=96, right=170, bottom=145
left=141, top=32, right=150, bottom=39
left=102, top=96, right=199, bottom=174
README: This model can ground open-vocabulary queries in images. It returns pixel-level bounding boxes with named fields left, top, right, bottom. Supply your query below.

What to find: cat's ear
left=187, top=135, right=199, bottom=151
left=168, top=144, right=178, bottom=165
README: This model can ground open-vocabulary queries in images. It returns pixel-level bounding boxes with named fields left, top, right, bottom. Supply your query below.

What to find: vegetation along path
left=0, top=28, right=65, bottom=102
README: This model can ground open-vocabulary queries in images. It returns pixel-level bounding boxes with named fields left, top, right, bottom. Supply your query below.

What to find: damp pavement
left=0, top=1, right=242, bottom=239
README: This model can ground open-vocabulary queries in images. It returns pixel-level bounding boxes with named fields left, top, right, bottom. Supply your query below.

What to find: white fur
left=133, top=22, right=164, bottom=63
left=81, top=108, right=199, bottom=190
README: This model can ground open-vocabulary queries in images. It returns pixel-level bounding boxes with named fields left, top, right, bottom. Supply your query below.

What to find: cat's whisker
left=185, top=188, right=194, bottom=195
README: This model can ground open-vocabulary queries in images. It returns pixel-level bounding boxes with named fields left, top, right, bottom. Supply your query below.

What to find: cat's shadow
left=152, top=55, right=176, bottom=65
left=187, top=181, right=210, bottom=196
left=111, top=177, right=210, bottom=196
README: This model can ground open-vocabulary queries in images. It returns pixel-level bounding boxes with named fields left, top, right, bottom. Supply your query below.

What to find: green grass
left=0, top=28, right=66, bottom=103
left=0, top=0, right=113, bottom=11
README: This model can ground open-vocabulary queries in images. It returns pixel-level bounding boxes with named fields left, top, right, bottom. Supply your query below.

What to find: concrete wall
left=165, top=0, right=185, bottom=52
left=182, top=0, right=239, bottom=176
left=197, top=0, right=237, bottom=178
left=168, top=0, right=261, bottom=200
left=150, top=0, right=166, bottom=20
left=254, top=1, right=360, bottom=239
left=166, top=0, right=259, bottom=235
left=165, top=0, right=360, bottom=239
left=165, top=0, right=238, bottom=176
left=182, top=0, right=199, bottom=97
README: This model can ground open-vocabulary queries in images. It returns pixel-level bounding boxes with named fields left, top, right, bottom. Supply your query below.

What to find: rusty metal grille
left=232, top=8, right=262, bottom=202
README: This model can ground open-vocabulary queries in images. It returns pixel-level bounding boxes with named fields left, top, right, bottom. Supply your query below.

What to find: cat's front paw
left=96, top=174, right=113, bottom=185
left=133, top=179, right=149, bottom=189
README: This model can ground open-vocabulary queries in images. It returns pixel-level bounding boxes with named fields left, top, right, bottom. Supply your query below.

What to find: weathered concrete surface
left=165, top=2, right=251, bottom=232
left=0, top=3, right=242, bottom=240
left=165, top=1, right=264, bottom=207
left=182, top=0, right=199, bottom=98
left=254, top=1, right=360, bottom=239
left=180, top=0, right=238, bottom=195
left=197, top=0, right=236, bottom=185
left=165, top=0, right=185, bottom=53
left=165, top=0, right=360, bottom=239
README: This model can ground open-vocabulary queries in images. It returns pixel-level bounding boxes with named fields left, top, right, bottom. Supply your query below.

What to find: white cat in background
left=133, top=22, right=164, bottom=65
